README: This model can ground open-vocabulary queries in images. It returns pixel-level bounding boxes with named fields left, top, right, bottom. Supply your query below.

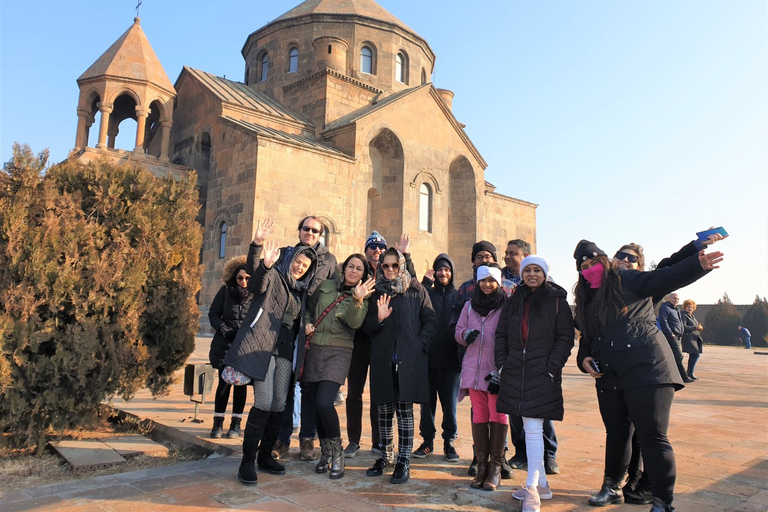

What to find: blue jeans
left=418, top=367, right=461, bottom=443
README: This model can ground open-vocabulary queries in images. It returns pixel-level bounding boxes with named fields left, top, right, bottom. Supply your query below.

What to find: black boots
left=210, top=416, right=224, bottom=438
left=470, top=423, right=490, bottom=489
left=316, top=438, right=332, bottom=474
left=588, top=477, right=624, bottom=506
left=329, top=437, right=345, bottom=479
left=624, top=471, right=653, bottom=504
left=649, top=497, right=675, bottom=511
left=238, top=407, right=269, bottom=486
left=227, top=416, right=242, bottom=438
left=257, top=411, right=286, bottom=475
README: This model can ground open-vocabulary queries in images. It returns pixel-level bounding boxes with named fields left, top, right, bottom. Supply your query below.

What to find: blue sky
left=1, top=0, right=766, bottom=304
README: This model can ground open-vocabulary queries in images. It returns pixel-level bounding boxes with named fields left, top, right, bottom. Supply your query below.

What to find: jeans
left=418, top=367, right=461, bottom=443
left=510, top=414, right=558, bottom=459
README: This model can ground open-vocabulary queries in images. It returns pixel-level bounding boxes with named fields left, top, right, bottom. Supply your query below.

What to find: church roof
left=179, top=67, right=312, bottom=127
left=271, top=0, right=415, bottom=33
left=222, top=117, right=352, bottom=159
left=78, top=17, right=174, bottom=94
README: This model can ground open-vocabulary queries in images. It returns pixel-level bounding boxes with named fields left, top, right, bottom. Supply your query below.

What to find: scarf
left=470, top=285, right=505, bottom=317
left=582, top=262, right=605, bottom=289
left=374, top=248, right=411, bottom=296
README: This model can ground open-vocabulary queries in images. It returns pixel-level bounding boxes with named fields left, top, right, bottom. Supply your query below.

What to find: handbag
left=297, top=294, right=347, bottom=380
left=221, top=365, right=252, bottom=386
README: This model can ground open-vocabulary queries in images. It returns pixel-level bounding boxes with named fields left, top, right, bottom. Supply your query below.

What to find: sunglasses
left=236, top=275, right=250, bottom=281
left=381, top=263, right=400, bottom=271
left=615, top=251, right=639, bottom=263
left=301, top=226, right=322, bottom=234
left=368, top=243, right=386, bottom=251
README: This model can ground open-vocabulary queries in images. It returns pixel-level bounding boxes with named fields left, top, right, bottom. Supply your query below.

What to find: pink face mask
left=582, top=262, right=605, bottom=289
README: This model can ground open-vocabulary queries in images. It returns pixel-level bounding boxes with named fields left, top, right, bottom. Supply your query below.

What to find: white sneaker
left=513, top=483, right=552, bottom=500
left=521, top=485, right=541, bottom=512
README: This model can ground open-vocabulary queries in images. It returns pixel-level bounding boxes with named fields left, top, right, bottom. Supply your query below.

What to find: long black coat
left=494, top=284, right=574, bottom=421
left=423, top=253, right=460, bottom=371
left=208, top=285, right=252, bottom=369
left=362, top=281, right=437, bottom=405
left=223, top=244, right=315, bottom=381
left=681, top=311, right=704, bottom=355
left=576, top=253, right=708, bottom=391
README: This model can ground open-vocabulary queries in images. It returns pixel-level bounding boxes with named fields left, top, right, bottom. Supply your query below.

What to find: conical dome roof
left=77, top=17, right=174, bottom=94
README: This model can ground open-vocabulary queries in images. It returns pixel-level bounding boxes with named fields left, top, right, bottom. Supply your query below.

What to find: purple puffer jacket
left=455, top=302, right=502, bottom=399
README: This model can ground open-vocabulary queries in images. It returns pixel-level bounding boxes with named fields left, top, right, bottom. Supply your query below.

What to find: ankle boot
left=315, top=438, right=332, bottom=474
left=649, top=496, right=674, bottom=511
left=257, top=411, right=286, bottom=475
left=210, top=416, right=224, bottom=439
left=624, top=471, right=652, bottom=504
left=226, top=416, right=242, bottom=438
left=329, top=437, right=345, bottom=479
left=588, top=477, right=624, bottom=506
left=238, top=407, right=269, bottom=486
left=483, top=422, right=506, bottom=491
left=470, top=423, right=490, bottom=489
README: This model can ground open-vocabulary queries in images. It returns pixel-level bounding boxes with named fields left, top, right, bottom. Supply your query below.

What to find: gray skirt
left=302, top=345, right=353, bottom=385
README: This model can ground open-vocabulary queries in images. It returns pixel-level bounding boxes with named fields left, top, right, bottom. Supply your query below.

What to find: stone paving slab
left=3, top=340, right=767, bottom=512
left=101, top=435, right=169, bottom=458
left=49, top=439, right=127, bottom=474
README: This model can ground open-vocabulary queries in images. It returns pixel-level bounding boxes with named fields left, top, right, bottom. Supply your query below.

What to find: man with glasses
left=659, top=293, right=691, bottom=382
left=251, top=217, right=338, bottom=463
left=344, top=231, right=417, bottom=457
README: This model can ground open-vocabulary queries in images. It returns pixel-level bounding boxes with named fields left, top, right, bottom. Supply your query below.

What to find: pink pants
left=469, top=388, right=508, bottom=424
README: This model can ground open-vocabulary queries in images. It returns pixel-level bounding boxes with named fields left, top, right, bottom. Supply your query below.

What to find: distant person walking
left=681, top=300, right=704, bottom=380
left=738, top=326, right=752, bottom=349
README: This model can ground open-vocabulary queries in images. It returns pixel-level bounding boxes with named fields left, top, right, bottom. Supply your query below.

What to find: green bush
left=742, top=296, right=768, bottom=348
left=703, top=293, right=741, bottom=346
left=0, top=144, right=202, bottom=451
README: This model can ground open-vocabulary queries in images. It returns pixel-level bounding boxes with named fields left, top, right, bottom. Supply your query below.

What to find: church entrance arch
left=368, top=128, right=404, bottom=243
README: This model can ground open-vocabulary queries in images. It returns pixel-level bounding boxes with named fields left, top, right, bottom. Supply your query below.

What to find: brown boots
left=470, top=421, right=507, bottom=491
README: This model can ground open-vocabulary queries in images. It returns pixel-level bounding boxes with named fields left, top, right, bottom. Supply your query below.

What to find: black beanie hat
left=471, top=241, right=497, bottom=262
left=573, top=239, right=607, bottom=269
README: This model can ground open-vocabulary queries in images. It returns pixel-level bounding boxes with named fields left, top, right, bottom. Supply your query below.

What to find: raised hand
left=253, top=218, right=275, bottom=245
left=353, top=277, right=376, bottom=300
left=377, top=294, right=393, bottom=322
left=394, top=234, right=410, bottom=254
left=263, top=240, right=281, bottom=268
left=698, top=249, right=724, bottom=270
left=700, top=226, right=728, bottom=247
left=424, top=268, right=435, bottom=282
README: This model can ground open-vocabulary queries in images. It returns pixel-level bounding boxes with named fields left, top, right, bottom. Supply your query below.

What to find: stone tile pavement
left=2, top=339, right=766, bottom=512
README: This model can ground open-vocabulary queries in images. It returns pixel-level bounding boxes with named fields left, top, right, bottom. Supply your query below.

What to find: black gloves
left=485, top=370, right=502, bottom=394
left=465, top=329, right=480, bottom=345
left=219, top=324, right=237, bottom=340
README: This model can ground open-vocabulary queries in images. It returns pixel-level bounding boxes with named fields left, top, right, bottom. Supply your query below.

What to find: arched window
left=219, top=222, right=227, bottom=259
left=361, top=46, right=373, bottom=74
left=419, top=183, right=432, bottom=232
left=288, top=47, right=298, bottom=73
left=421, top=68, right=427, bottom=85
left=396, top=51, right=408, bottom=84
left=319, top=227, right=329, bottom=248
left=260, top=53, right=269, bottom=82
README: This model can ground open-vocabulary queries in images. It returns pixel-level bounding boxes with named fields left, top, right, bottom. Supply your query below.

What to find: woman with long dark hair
left=302, top=253, right=375, bottom=479
left=573, top=239, right=723, bottom=512
left=495, top=257, right=574, bottom=512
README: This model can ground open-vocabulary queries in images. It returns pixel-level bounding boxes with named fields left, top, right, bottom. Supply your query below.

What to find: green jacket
left=305, top=278, right=368, bottom=348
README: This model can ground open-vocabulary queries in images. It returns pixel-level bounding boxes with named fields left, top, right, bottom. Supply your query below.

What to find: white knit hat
left=476, top=265, right=502, bottom=287
left=520, top=255, right=550, bottom=280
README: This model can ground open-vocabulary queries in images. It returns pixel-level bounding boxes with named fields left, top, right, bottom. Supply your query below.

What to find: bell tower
left=74, top=17, right=176, bottom=160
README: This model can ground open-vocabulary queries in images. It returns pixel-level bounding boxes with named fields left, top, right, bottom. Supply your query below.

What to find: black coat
left=223, top=244, right=315, bottom=381
left=208, top=285, right=253, bottom=369
left=422, top=253, right=460, bottom=371
left=494, top=284, right=574, bottom=421
left=576, top=253, right=708, bottom=391
left=659, top=301, right=684, bottom=344
left=250, top=241, right=336, bottom=296
left=362, top=281, right=437, bottom=405
left=681, top=311, right=704, bottom=355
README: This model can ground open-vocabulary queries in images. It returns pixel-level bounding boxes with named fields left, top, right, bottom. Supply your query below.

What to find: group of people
left=206, top=214, right=725, bottom=512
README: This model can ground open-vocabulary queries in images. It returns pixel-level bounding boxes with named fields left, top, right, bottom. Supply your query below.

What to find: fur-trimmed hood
left=221, top=255, right=248, bottom=285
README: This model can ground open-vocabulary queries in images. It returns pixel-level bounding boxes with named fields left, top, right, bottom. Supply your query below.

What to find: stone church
left=70, top=0, right=537, bottom=308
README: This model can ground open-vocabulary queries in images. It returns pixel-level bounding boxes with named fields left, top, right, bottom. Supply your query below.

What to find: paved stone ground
left=2, top=339, right=766, bottom=512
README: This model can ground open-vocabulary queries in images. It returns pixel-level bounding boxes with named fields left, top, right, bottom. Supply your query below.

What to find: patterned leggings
left=251, top=356, right=292, bottom=412
left=377, top=375, right=414, bottom=466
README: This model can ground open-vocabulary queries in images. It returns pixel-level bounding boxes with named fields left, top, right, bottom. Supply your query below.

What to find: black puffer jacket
left=422, top=253, right=460, bottom=371
left=250, top=241, right=336, bottom=295
left=208, top=257, right=253, bottom=369
left=576, top=253, right=708, bottom=391
left=362, top=281, right=437, bottom=405
left=223, top=243, right=317, bottom=381
left=495, top=283, right=574, bottom=421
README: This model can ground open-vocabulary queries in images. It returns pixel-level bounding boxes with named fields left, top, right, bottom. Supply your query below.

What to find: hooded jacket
left=208, top=256, right=253, bottom=368
left=422, top=253, right=461, bottom=371
left=248, top=239, right=336, bottom=295
left=223, top=243, right=317, bottom=381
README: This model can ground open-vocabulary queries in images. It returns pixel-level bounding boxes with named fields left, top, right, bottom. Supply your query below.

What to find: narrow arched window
left=419, top=183, right=432, bottom=232
left=260, top=54, right=269, bottom=82
left=361, top=46, right=373, bottom=74
left=421, top=68, right=427, bottom=85
left=288, top=47, right=298, bottom=73
left=396, top=52, right=409, bottom=84
left=219, top=222, right=227, bottom=259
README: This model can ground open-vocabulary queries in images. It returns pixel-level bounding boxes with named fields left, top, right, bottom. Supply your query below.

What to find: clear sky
left=1, top=0, right=766, bottom=304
